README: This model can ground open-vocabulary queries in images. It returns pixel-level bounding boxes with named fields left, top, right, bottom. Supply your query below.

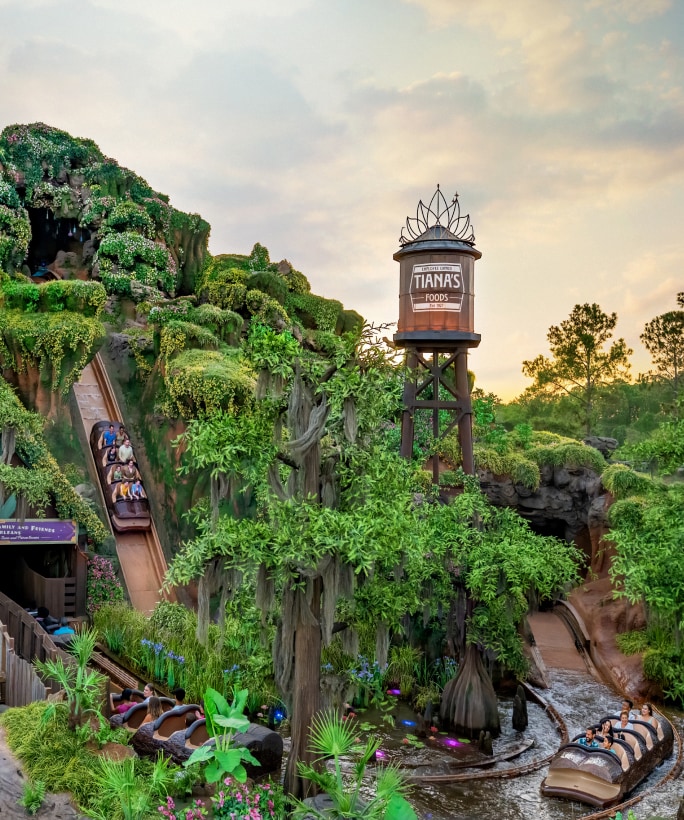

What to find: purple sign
left=0, top=519, right=77, bottom=544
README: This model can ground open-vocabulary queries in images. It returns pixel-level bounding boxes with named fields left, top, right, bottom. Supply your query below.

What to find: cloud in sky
left=0, top=0, right=682, bottom=399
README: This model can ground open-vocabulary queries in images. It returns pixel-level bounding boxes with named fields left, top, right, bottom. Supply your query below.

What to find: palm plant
left=291, top=712, right=417, bottom=820
left=34, top=627, right=106, bottom=729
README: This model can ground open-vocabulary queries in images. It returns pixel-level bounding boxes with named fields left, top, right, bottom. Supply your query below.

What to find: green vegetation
left=19, top=779, right=45, bottom=815
left=0, top=122, right=209, bottom=293
left=609, top=480, right=684, bottom=701
left=0, top=375, right=107, bottom=544
left=94, top=599, right=277, bottom=707
left=522, top=303, right=632, bottom=435
left=291, top=712, right=417, bottom=820
left=3, top=122, right=684, bottom=812
left=184, top=688, right=260, bottom=784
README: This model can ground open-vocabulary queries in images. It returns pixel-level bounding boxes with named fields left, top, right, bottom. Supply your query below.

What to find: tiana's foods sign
left=409, top=263, right=463, bottom=312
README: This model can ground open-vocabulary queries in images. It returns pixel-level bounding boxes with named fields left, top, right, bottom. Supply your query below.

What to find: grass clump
left=19, top=779, right=45, bottom=815
left=1, top=701, right=101, bottom=812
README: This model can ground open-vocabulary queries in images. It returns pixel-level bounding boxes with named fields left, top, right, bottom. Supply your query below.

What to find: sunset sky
left=1, top=0, right=682, bottom=399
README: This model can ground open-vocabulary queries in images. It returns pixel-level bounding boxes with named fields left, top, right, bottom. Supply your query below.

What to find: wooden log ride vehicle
left=109, top=698, right=175, bottom=731
left=89, top=420, right=151, bottom=531
left=164, top=718, right=283, bottom=776
left=541, top=712, right=673, bottom=809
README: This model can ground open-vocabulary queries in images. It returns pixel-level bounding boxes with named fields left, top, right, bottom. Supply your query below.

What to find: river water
left=404, top=669, right=683, bottom=820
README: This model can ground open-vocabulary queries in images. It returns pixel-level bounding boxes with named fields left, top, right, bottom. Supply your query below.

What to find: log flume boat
left=541, top=710, right=674, bottom=810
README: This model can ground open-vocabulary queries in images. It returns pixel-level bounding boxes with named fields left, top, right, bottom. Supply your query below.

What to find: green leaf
left=214, top=715, right=250, bottom=732
left=184, top=745, right=214, bottom=767
left=386, top=795, right=418, bottom=820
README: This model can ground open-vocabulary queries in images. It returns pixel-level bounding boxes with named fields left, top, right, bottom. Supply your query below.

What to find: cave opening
left=26, top=207, right=91, bottom=276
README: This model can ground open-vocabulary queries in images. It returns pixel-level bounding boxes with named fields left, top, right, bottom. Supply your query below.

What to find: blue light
left=401, top=719, right=416, bottom=727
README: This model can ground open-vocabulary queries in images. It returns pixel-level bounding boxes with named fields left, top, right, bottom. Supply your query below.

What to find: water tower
left=394, top=186, right=481, bottom=483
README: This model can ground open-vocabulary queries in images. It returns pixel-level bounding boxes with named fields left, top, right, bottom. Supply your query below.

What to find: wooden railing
left=21, top=560, right=77, bottom=619
left=0, top=590, right=71, bottom=706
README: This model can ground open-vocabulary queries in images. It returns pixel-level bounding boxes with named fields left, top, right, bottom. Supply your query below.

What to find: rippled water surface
left=402, top=670, right=683, bottom=820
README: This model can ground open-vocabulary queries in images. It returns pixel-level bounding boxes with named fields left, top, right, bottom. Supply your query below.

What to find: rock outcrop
left=479, top=462, right=605, bottom=549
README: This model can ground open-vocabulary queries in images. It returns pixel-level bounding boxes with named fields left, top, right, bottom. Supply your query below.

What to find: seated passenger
left=600, top=719, right=614, bottom=739
left=118, top=480, right=131, bottom=500
left=129, top=479, right=144, bottom=500
left=103, top=424, right=117, bottom=448
left=602, top=735, right=617, bottom=755
left=111, top=687, right=135, bottom=715
left=115, top=426, right=128, bottom=447
left=106, top=444, right=118, bottom=464
left=140, top=696, right=164, bottom=726
left=122, top=459, right=140, bottom=481
left=118, top=438, right=134, bottom=463
left=616, top=711, right=633, bottom=732
left=35, top=606, right=60, bottom=633
left=639, top=703, right=659, bottom=728
left=111, top=465, right=123, bottom=483
left=621, top=698, right=637, bottom=721
left=578, top=727, right=599, bottom=748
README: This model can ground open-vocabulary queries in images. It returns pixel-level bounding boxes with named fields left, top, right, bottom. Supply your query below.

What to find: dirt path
left=0, top=719, right=86, bottom=819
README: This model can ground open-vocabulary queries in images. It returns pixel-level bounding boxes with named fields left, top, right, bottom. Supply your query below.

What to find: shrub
left=87, top=554, right=125, bottom=614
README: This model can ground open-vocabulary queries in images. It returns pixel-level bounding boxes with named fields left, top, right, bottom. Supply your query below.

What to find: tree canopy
left=641, top=294, right=684, bottom=410
left=522, top=303, right=632, bottom=435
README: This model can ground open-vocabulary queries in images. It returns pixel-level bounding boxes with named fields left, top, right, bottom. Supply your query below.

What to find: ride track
left=72, top=353, right=173, bottom=614
left=407, top=631, right=683, bottom=820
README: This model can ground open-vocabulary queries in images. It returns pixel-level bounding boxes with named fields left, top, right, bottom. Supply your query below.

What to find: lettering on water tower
left=409, top=263, right=463, bottom=312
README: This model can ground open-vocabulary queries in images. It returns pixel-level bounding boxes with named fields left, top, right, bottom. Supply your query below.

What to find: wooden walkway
left=528, top=610, right=587, bottom=671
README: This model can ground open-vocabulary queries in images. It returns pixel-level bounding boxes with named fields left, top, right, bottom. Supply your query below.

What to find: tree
left=168, top=322, right=414, bottom=799
left=641, top=295, right=684, bottom=412
left=522, top=303, right=632, bottom=435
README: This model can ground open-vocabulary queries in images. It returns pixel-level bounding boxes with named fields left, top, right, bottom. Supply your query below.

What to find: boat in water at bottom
left=541, top=711, right=673, bottom=809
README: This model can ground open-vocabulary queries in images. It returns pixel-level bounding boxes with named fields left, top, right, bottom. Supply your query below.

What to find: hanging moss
left=245, top=288, right=290, bottom=327
left=528, top=442, right=605, bottom=473
left=103, top=200, right=155, bottom=238
left=163, top=348, right=256, bottom=418
left=0, top=309, right=105, bottom=393
left=187, top=304, right=243, bottom=344
left=285, top=291, right=343, bottom=332
left=0, top=204, right=30, bottom=270
left=602, top=463, right=658, bottom=499
left=474, top=446, right=541, bottom=489
left=247, top=271, right=289, bottom=305
left=1, top=278, right=106, bottom=317
left=158, top=320, right=219, bottom=359
left=336, top=309, right=364, bottom=335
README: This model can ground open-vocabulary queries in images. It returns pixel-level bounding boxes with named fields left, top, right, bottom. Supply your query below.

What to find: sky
left=1, top=0, right=683, bottom=399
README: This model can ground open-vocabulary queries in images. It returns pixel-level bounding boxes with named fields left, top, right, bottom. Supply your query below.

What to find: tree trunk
left=283, top=577, right=322, bottom=799
left=439, top=643, right=500, bottom=739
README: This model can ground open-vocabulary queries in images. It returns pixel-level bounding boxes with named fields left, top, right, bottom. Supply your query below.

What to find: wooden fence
left=0, top=624, right=48, bottom=706
left=0, top=590, right=71, bottom=707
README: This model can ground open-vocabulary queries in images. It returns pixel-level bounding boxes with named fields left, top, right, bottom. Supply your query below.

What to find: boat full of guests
left=541, top=703, right=674, bottom=809
left=90, top=420, right=151, bottom=531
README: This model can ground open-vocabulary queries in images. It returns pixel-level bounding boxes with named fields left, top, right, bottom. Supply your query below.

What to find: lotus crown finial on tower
left=399, top=184, right=476, bottom=246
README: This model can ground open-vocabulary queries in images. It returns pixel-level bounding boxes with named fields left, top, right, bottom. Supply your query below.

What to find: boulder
left=582, top=436, right=618, bottom=458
